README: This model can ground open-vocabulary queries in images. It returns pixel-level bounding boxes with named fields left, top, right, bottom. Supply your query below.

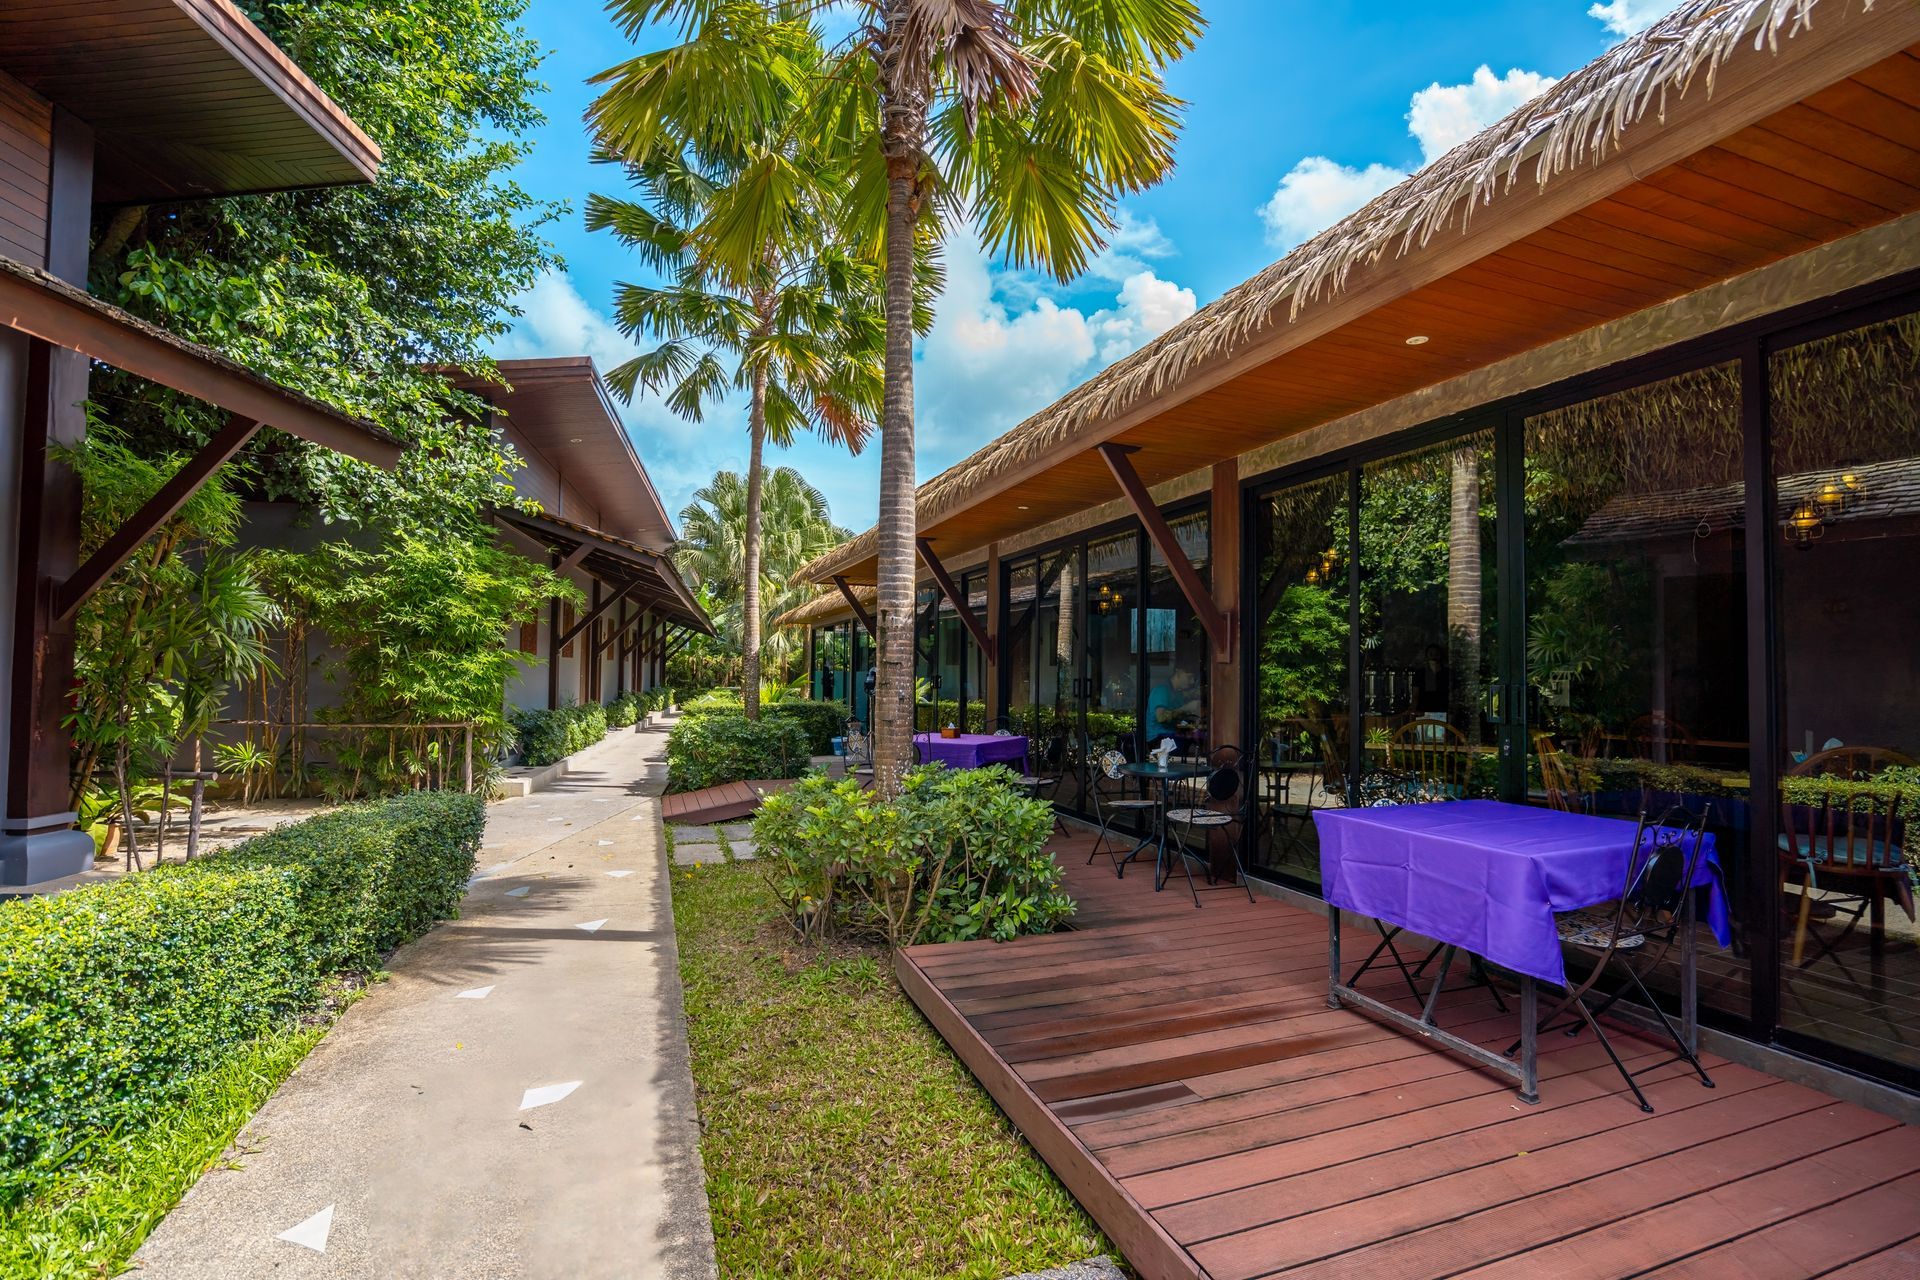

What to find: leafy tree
left=675, top=466, right=850, bottom=676
left=88, top=0, right=562, bottom=531
left=596, top=0, right=1202, bottom=784
left=61, top=432, right=279, bottom=867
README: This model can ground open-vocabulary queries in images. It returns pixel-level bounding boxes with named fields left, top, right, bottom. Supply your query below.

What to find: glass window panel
left=1770, top=313, right=1920, bottom=1069
left=1361, top=429, right=1499, bottom=801
left=1144, top=514, right=1209, bottom=758
left=1251, top=474, right=1351, bottom=883
left=1523, top=360, right=1747, bottom=1024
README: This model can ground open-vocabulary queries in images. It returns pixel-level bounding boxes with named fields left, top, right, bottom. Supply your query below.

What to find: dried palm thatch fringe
left=800, top=0, right=1877, bottom=583
left=773, top=582, right=875, bottom=628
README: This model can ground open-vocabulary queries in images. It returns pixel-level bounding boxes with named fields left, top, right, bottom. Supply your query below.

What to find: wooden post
left=1210, top=460, right=1243, bottom=750
left=984, top=542, right=1004, bottom=723
left=463, top=724, right=474, bottom=794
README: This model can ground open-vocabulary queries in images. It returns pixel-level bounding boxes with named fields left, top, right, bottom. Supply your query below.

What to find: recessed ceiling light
left=1017, top=504, right=1030, bottom=510
left=1405, top=335, right=1430, bottom=346
left=569, top=436, right=585, bottom=443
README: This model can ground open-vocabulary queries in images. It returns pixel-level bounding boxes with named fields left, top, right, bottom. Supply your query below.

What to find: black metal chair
left=844, top=719, right=874, bottom=783
left=1509, top=805, right=1716, bottom=1113
left=1087, top=746, right=1158, bottom=876
left=1162, top=747, right=1258, bottom=906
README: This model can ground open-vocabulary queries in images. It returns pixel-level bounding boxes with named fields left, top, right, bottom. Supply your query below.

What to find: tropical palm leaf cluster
left=589, top=0, right=1202, bottom=778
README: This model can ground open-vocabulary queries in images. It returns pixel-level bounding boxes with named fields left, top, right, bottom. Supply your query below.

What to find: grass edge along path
left=672, top=859, right=1112, bottom=1278
left=0, top=995, right=356, bottom=1279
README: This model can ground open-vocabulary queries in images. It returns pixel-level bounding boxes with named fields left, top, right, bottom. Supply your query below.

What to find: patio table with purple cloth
left=913, top=732, right=1029, bottom=771
left=1313, top=799, right=1730, bottom=1103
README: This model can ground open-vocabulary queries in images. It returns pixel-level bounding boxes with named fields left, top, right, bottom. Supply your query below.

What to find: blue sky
left=490, top=1, right=1673, bottom=534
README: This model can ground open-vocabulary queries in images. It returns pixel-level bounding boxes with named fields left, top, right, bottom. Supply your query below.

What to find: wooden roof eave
left=799, top=0, right=1920, bottom=585
left=0, top=254, right=401, bottom=466
left=490, top=507, right=714, bottom=636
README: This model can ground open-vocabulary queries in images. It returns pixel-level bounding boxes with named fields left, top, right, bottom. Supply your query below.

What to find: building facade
left=790, top=0, right=1920, bottom=1094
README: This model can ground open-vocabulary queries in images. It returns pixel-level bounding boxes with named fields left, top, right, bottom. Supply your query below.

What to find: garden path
left=133, top=716, right=719, bottom=1279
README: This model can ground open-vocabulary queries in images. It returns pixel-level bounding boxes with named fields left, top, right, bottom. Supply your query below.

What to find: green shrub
left=509, top=702, right=608, bottom=767
left=765, top=700, right=848, bottom=755
left=606, top=691, right=642, bottom=729
left=666, top=715, right=809, bottom=793
left=0, top=790, right=482, bottom=1206
left=754, top=765, right=1073, bottom=947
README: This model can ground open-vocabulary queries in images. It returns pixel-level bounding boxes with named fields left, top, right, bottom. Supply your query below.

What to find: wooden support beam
left=916, top=538, right=993, bottom=662
left=833, top=575, right=876, bottom=637
left=1097, top=443, right=1231, bottom=657
left=554, top=541, right=591, bottom=577
left=56, top=413, right=261, bottom=620
left=595, top=599, right=645, bottom=659
left=555, top=578, right=637, bottom=650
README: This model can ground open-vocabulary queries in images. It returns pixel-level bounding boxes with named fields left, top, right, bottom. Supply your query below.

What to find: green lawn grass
left=672, top=859, right=1111, bottom=1278
left=0, top=1019, right=329, bottom=1278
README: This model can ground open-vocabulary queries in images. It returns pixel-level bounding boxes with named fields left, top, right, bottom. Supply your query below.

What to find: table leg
left=1682, top=881, right=1699, bottom=1057
left=1518, top=976, right=1539, bottom=1104
left=1327, top=907, right=1342, bottom=1010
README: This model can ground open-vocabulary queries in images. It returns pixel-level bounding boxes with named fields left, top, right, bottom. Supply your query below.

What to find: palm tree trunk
left=742, top=361, right=768, bottom=722
left=1447, top=447, right=1482, bottom=736
left=874, top=9, right=926, bottom=796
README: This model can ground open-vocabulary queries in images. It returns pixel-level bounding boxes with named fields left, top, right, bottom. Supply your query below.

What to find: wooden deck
left=659, top=778, right=794, bottom=825
left=897, top=833, right=1920, bottom=1280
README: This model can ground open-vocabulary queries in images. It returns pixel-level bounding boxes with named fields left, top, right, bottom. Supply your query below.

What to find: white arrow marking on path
left=597, top=839, right=614, bottom=846
left=505, top=886, right=530, bottom=898
left=277, top=1205, right=334, bottom=1253
left=519, top=1081, right=582, bottom=1111
left=456, top=985, right=494, bottom=1000
left=605, top=870, right=634, bottom=879
left=575, top=918, right=608, bottom=933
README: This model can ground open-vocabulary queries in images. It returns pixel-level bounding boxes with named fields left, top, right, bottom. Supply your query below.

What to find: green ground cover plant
left=0, top=791, right=482, bottom=1218
left=671, top=861, right=1105, bottom=1279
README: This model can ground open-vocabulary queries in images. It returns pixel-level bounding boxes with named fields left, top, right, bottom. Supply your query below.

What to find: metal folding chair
left=1162, top=748, right=1258, bottom=907
left=1087, top=747, right=1158, bottom=876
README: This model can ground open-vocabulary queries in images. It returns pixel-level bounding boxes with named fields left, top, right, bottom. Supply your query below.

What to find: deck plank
left=896, top=845, right=1919, bottom=1280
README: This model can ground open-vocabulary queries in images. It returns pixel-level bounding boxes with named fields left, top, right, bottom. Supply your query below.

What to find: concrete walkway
left=135, top=720, right=718, bottom=1280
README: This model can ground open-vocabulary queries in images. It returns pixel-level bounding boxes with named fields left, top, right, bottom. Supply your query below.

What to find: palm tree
left=592, top=1, right=1200, bottom=786
left=675, top=465, right=849, bottom=674
left=588, top=19, right=886, bottom=721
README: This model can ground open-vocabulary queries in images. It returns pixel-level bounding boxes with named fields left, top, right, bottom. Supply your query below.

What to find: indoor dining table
left=1314, top=800, right=1730, bottom=1103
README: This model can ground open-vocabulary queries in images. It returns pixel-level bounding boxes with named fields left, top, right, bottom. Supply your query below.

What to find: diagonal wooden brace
left=916, top=538, right=993, bottom=662
left=1097, top=442, right=1231, bottom=658
left=833, top=574, right=876, bottom=638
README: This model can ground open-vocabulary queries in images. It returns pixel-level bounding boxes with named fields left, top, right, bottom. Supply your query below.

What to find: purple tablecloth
left=1314, top=800, right=1730, bottom=985
left=914, top=733, right=1029, bottom=771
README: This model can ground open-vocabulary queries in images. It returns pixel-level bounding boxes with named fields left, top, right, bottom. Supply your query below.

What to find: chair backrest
left=1787, top=744, right=1914, bottom=780
left=1099, top=748, right=1128, bottom=781
left=1564, top=805, right=1712, bottom=997
left=1386, top=718, right=1471, bottom=789
left=986, top=715, right=1013, bottom=737
left=1780, top=787, right=1905, bottom=872
left=1626, top=711, right=1695, bottom=763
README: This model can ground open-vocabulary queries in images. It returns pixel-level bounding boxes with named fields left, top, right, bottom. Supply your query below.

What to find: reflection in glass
left=1068, top=532, right=1141, bottom=814
left=1523, top=361, right=1748, bottom=1024
left=1361, top=430, right=1499, bottom=802
left=1144, top=515, right=1209, bottom=758
left=1251, top=475, right=1351, bottom=883
left=1771, top=314, right=1920, bottom=1070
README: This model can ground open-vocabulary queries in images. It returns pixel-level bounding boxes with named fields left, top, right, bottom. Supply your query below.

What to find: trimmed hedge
left=510, top=702, right=607, bottom=767
left=606, top=691, right=642, bottom=729
left=678, top=693, right=848, bottom=756
left=666, top=714, right=809, bottom=793
left=0, top=790, right=483, bottom=1206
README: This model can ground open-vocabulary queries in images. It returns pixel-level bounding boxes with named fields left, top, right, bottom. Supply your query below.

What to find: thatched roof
left=773, top=584, right=873, bottom=629
left=802, top=0, right=1882, bottom=583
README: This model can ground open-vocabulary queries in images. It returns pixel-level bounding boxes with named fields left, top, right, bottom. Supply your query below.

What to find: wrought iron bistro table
left=1313, top=801, right=1730, bottom=1104
left=1113, top=759, right=1213, bottom=891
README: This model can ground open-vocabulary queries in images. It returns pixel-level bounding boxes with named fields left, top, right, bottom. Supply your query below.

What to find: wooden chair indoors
left=1385, top=718, right=1472, bottom=798
left=1534, top=731, right=1591, bottom=814
left=1778, top=785, right=1913, bottom=974
left=1626, top=711, right=1695, bottom=764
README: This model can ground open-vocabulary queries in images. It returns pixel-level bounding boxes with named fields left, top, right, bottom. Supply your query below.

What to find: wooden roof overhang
left=806, top=4, right=1920, bottom=586
left=492, top=507, right=713, bottom=636
left=0, top=253, right=400, bottom=465
left=452, top=358, right=676, bottom=549
left=0, top=0, right=380, bottom=202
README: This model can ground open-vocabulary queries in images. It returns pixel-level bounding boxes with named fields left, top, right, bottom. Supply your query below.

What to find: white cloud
left=1256, top=63, right=1557, bottom=248
left=1089, top=271, right=1198, bottom=364
left=913, top=232, right=1197, bottom=464
left=491, top=270, right=637, bottom=379
left=1259, top=156, right=1407, bottom=248
left=1406, top=66, right=1558, bottom=164
left=1588, top=1, right=1672, bottom=38
left=1086, top=208, right=1177, bottom=283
